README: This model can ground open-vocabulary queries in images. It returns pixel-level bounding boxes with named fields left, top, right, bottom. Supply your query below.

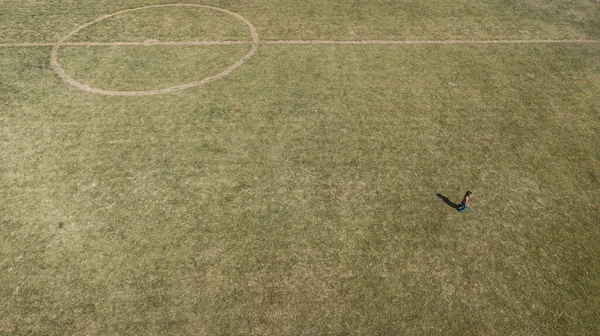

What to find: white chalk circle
left=50, top=4, right=260, bottom=96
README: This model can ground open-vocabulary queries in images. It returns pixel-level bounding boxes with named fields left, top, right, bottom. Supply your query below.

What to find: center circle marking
left=50, top=4, right=260, bottom=96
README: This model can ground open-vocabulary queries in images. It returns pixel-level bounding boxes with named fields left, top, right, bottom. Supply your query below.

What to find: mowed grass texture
left=67, top=6, right=252, bottom=43
left=58, top=45, right=252, bottom=91
left=0, top=0, right=599, bottom=42
left=1, top=1, right=600, bottom=336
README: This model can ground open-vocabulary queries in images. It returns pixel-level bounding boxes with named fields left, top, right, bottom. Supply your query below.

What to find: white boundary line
left=0, top=39, right=599, bottom=47
left=261, top=39, right=600, bottom=45
left=1, top=2, right=597, bottom=95
left=49, top=4, right=260, bottom=96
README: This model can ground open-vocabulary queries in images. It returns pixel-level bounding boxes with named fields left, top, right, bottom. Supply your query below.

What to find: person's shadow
left=436, top=193, right=458, bottom=209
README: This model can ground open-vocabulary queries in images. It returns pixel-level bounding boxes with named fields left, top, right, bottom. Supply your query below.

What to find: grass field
left=1, top=1, right=599, bottom=335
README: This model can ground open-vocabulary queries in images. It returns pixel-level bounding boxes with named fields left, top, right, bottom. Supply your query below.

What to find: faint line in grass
left=260, top=39, right=600, bottom=45
left=1, top=39, right=598, bottom=48
left=49, top=4, right=260, bottom=96
left=0, top=1, right=597, bottom=96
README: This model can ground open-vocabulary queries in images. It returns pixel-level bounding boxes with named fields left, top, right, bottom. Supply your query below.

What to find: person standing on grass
left=457, top=191, right=472, bottom=213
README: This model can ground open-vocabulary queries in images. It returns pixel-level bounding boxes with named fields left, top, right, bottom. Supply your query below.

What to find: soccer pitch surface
left=1, top=1, right=599, bottom=335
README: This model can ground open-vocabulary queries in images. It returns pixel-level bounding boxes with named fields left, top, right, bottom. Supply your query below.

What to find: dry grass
left=1, top=1, right=599, bottom=335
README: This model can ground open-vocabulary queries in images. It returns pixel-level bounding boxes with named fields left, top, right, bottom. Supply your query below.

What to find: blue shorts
left=457, top=202, right=468, bottom=213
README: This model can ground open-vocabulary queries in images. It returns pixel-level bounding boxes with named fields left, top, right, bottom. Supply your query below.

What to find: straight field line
left=0, top=39, right=599, bottom=48
left=261, top=39, right=600, bottom=45
left=0, top=41, right=252, bottom=47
